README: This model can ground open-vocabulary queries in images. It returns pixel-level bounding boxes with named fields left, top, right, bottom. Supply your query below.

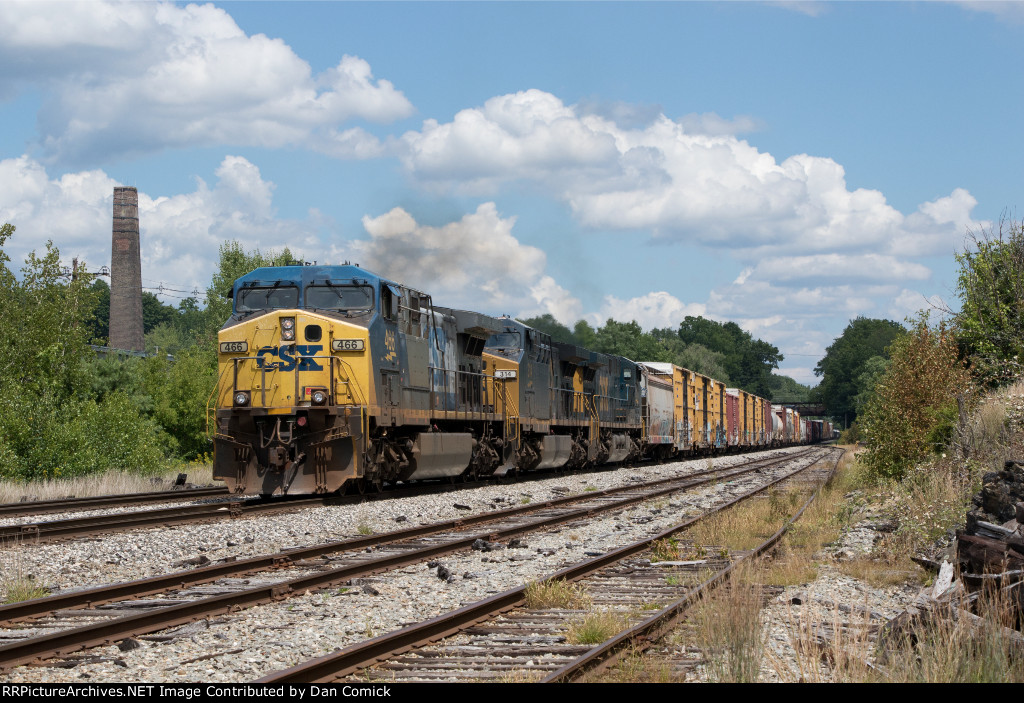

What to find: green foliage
left=590, top=319, right=670, bottom=361
left=955, top=217, right=1024, bottom=386
left=139, top=342, right=218, bottom=460
left=852, top=355, right=890, bottom=415
left=767, top=374, right=812, bottom=403
left=813, top=317, right=906, bottom=424
left=0, top=224, right=171, bottom=479
left=87, top=279, right=110, bottom=343
left=860, top=314, right=972, bottom=481
left=838, top=422, right=861, bottom=444
left=516, top=314, right=575, bottom=344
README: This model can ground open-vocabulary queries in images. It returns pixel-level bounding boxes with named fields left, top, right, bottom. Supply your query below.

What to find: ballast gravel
left=0, top=447, right=814, bottom=683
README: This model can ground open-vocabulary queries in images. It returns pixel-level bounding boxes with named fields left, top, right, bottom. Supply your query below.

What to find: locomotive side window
left=305, top=284, right=374, bottom=311
left=236, top=285, right=299, bottom=312
left=380, top=284, right=400, bottom=321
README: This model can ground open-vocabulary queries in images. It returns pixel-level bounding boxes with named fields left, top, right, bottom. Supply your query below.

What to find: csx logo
left=256, top=345, right=323, bottom=371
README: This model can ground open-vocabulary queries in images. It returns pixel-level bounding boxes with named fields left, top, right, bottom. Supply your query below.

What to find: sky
left=1, top=1, right=1021, bottom=385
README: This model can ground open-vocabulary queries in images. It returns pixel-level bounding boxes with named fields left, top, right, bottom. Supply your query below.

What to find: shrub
left=860, top=314, right=972, bottom=481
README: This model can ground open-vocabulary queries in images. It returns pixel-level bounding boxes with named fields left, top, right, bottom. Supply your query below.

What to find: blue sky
left=1, top=1, right=1021, bottom=385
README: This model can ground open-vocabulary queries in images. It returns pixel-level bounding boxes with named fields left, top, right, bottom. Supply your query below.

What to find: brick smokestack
left=110, top=187, right=144, bottom=352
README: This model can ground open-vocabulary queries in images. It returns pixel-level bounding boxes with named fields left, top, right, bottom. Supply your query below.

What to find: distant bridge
left=780, top=401, right=828, bottom=417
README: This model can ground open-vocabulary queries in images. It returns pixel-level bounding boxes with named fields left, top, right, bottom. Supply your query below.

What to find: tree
left=517, top=314, right=575, bottom=344
left=860, top=314, right=971, bottom=480
left=813, top=317, right=906, bottom=424
left=852, top=355, right=889, bottom=415
left=768, top=374, right=812, bottom=403
left=0, top=224, right=168, bottom=479
left=955, top=216, right=1024, bottom=386
left=592, top=319, right=671, bottom=362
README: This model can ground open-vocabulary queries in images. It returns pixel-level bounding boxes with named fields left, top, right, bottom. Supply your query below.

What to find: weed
left=650, top=537, right=681, bottom=562
left=520, top=496, right=532, bottom=505
left=356, top=523, right=373, bottom=535
left=566, top=611, right=624, bottom=645
left=690, top=565, right=766, bottom=683
left=523, top=579, right=592, bottom=610
left=0, top=464, right=216, bottom=503
left=497, top=668, right=543, bottom=683
left=2, top=576, right=49, bottom=604
left=583, top=486, right=598, bottom=493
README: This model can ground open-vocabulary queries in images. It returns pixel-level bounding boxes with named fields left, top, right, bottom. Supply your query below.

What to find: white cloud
left=0, top=154, right=326, bottom=301
left=352, top=202, right=582, bottom=323
left=399, top=90, right=985, bottom=264
left=0, top=2, right=412, bottom=164
left=749, top=254, right=932, bottom=284
left=592, top=291, right=706, bottom=330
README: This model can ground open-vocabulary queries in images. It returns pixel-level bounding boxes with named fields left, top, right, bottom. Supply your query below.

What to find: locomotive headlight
left=234, top=391, right=251, bottom=407
left=281, top=317, right=295, bottom=341
left=311, top=389, right=328, bottom=406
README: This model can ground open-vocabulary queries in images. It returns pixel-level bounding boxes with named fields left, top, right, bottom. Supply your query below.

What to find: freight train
left=210, top=265, right=832, bottom=496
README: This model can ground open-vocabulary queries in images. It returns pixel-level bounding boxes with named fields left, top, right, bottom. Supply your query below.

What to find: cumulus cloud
left=0, top=154, right=327, bottom=301
left=399, top=90, right=985, bottom=263
left=592, top=291, right=706, bottom=330
left=352, top=202, right=581, bottom=323
left=0, top=2, right=412, bottom=164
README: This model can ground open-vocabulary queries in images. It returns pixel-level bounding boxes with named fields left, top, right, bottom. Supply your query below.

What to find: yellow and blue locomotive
left=212, top=265, right=645, bottom=495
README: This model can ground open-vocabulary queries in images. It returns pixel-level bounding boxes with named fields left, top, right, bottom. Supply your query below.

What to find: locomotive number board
left=332, top=339, right=366, bottom=351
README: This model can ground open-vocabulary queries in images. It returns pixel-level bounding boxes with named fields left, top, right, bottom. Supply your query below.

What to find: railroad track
left=0, top=487, right=230, bottom=519
left=0, top=447, right=804, bottom=546
left=257, top=447, right=841, bottom=683
left=0, top=495, right=331, bottom=544
left=0, top=448, right=821, bottom=674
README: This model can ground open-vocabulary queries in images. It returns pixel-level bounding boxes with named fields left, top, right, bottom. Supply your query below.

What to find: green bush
left=860, top=314, right=972, bottom=481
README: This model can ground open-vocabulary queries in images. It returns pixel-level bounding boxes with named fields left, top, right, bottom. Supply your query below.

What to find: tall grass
left=690, top=563, right=766, bottom=682
left=523, top=579, right=592, bottom=610
left=0, top=463, right=215, bottom=503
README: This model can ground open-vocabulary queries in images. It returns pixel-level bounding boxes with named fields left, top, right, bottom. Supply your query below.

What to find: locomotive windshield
left=487, top=331, right=521, bottom=351
left=235, top=285, right=299, bottom=312
left=305, top=284, right=374, bottom=311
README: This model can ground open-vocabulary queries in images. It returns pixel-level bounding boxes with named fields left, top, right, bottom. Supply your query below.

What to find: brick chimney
left=109, top=187, right=144, bottom=352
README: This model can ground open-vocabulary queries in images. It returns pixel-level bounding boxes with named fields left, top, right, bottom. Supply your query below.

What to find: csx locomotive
left=211, top=264, right=831, bottom=495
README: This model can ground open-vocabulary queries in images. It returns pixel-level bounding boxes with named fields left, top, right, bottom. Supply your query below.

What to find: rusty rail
left=0, top=486, right=229, bottom=518
left=0, top=449, right=817, bottom=672
left=257, top=449, right=834, bottom=683
left=541, top=447, right=846, bottom=682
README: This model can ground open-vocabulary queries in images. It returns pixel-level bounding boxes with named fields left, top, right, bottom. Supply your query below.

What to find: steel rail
left=540, top=447, right=846, bottom=682
left=256, top=448, right=834, bottom=683
left=0, top=449, right=818, bottom=671
left=0, top=487, right=230, bottom=518
left=0, top=496, right=336, bottom=543
left=1, top=448, right=807, bottom=546
left=0, top=449, right=812, bottom=626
